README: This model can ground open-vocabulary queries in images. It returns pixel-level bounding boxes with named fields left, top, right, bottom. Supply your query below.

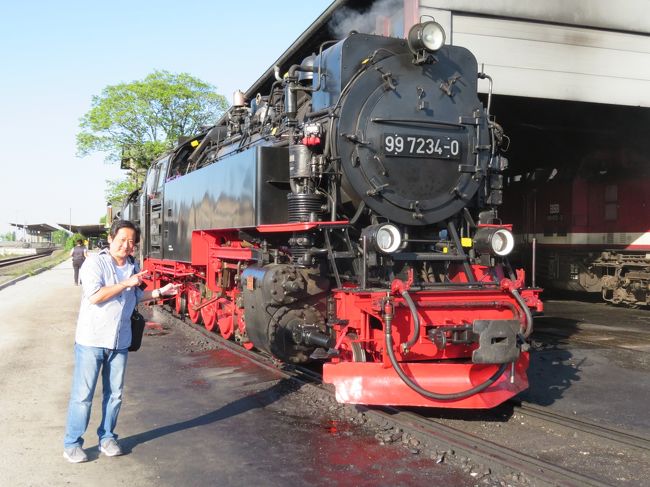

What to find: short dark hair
left=109, top=220, right=141, bottom=244
left=76, top=239, right=83, bottom=245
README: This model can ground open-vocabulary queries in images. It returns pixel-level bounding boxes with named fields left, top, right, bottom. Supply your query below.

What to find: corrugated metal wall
left=419, top=0, right=650, bottom=107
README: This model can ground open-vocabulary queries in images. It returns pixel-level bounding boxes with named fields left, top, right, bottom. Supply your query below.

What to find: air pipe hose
left=384, top=294, right=508, bottom=401
left=509, top=287, right=534, bottom=339
left=399, top=290, right=420, bottom=354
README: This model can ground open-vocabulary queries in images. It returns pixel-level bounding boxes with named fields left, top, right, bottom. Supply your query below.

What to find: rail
left=513, top=401, right=650, bottom=451
left=0, top=253, right=53, bottom=269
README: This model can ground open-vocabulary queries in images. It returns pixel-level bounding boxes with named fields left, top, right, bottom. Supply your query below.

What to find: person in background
left=70, top=239, right=88, bottom=286
left=63, top=220, right=180, bottom=463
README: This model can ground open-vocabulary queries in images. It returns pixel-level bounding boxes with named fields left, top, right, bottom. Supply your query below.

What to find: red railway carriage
left=486, top=92, right=650, bottom=308
left=127, top=24, right=541, bottom=408
left=504, top=151, right=650, bottom=306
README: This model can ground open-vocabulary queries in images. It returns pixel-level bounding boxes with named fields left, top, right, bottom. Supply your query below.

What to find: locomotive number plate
left=383, top=133, right=461, bottom=159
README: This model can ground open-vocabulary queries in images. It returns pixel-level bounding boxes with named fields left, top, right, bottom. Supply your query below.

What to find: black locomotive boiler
left=127, top=21, right=542, bottom=408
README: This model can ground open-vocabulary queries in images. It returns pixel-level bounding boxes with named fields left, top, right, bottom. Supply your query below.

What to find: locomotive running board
left=323, top=354, right=529, bottom=409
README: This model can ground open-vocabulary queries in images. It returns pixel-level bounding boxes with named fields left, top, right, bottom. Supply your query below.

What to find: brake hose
left=509, top=287, right=534, bottom=338
left=384, top=298, right=508, bottom=401
left=400, top=290, right=420, bottom=354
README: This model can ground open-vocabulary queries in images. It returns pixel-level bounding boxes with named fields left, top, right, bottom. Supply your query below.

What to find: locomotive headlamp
left=407, top=20, right=446, bottom=54
left=474, top=227, right=515, bottom=257
left=362, top=223, right=402, bottom=254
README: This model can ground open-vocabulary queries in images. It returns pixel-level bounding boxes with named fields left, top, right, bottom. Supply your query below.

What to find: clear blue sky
left=0, top=0, right=332, bottom=236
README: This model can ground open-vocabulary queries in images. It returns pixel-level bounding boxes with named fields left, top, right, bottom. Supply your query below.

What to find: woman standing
left=69, top=239, right=88, bottom=286
left=62, top=220, right=179, bottom=463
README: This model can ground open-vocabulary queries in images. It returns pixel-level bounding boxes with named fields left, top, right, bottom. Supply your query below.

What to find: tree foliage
left=105, top=178, right=139, bottom=209
left=51, top=230, right=69, bottom=245
left=65, top=233, right=87, bottom=251
left=77, top=70, right=228, bottom=171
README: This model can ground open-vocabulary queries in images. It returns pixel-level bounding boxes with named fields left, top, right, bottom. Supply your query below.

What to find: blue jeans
left=63, top=344, right=128, bottom=448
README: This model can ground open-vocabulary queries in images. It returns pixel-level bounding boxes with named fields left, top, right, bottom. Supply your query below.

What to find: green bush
left=65, top=233, right=87, bottom=251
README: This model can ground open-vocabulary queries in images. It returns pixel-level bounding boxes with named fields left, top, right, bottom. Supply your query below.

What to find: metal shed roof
left=244, top=0, right=650, bottom=108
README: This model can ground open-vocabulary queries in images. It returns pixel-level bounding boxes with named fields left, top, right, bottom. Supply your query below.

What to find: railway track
left=156, top=305, right=648, bottom=487
left=513, top=401, right=650, bottom=451
left=385, top=409, right=613, bottom=487
left=0, top=252, right=53, bottom=269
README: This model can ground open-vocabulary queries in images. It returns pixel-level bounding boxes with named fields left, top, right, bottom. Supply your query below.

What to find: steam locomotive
left=124, top=21, right=542, bottom=408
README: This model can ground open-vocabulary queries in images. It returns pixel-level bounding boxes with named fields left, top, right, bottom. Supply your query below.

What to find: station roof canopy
left=57, top=224, right=107, bottom=238
left=10, top=223, right=59, bottom=234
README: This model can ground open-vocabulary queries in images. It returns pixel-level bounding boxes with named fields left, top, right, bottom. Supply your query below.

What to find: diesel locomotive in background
left=505, top=163, right=650, bottom=308
left=121, top=21, right=542, bottom=408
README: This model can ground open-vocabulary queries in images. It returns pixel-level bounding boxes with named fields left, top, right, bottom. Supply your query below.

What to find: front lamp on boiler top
left=407, top=20, right=446, bottom=54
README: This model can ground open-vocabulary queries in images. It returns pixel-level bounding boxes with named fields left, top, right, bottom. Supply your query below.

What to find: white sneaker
left=99, top=438, right=123, bottom=457
left=63, top=446, right=88, bottom=463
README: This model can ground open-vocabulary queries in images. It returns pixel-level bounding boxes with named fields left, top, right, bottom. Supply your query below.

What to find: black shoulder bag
left=128, top=256, right=146, bottom=352
left=129, top=308, right=146, bottom=352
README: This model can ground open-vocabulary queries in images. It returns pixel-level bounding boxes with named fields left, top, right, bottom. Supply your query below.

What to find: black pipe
left=383, top=299, right=509, bottom=401
left=302, top=329, right=334, bottom=348
left=287, top=63, right=317, bottom=78
left=349, top=201, right=366, bottom=226
left=305, top=107, right=333, bottom=119
left=447, top=221, right=475, bottom=282
left=509, top=288, right=534, bottom=338
left=400, top=290, right=420, bottom=354
left=404, top=282, right=499, bottom=290
left=330, top=176, right=338, bottom=221
left=361, top=236, right=367, bottom=290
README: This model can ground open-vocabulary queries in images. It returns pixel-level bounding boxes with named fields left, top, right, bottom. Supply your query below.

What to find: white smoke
left=328, top=0, right=403, bottom=39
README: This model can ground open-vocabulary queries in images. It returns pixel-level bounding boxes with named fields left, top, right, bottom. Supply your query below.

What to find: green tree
left=77, top=70, right=228, bottom=173
left=51, top=230, right=69, bottom=245
left=105, top=178, right=139, bottom=209
left=65, top=233, right=86, bottom=251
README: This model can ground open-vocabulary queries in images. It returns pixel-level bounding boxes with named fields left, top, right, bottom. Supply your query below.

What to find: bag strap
left=127, top=255, right=140, bottom=276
